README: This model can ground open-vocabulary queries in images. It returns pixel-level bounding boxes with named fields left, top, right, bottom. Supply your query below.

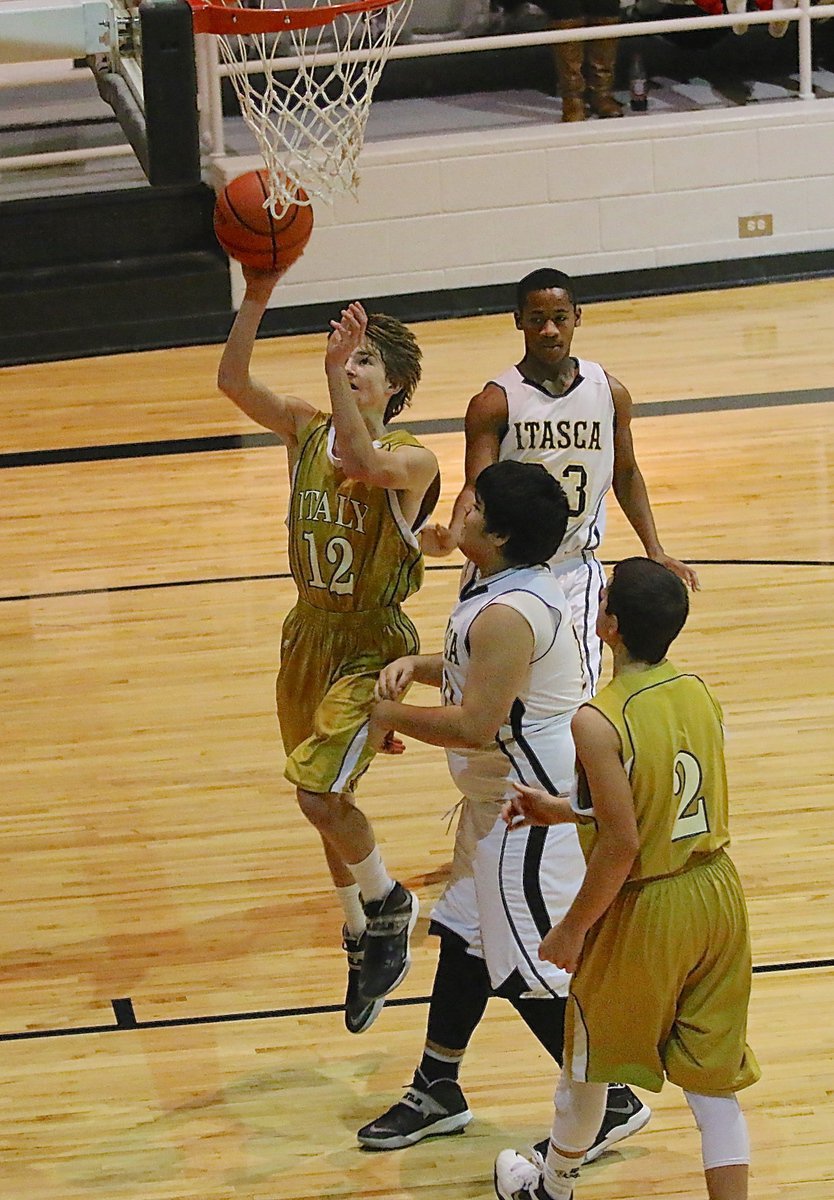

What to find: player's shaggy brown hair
left=365, top=313, right=423, bottom=424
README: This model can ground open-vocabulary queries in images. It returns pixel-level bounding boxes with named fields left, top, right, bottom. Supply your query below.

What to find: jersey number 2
left=302, top=532, right=355, bottom=595
left=671, top=750, right=710, bottom=842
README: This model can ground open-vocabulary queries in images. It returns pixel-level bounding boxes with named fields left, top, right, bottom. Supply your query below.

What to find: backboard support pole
left=137, top=0, right=201, bottom=185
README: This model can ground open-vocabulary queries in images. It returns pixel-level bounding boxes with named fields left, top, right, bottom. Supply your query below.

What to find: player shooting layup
left=219, top=271, right=439, bottom=1034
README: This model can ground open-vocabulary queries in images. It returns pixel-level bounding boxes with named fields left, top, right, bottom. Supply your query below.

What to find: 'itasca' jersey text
left=494, top=360, right=615, bottom=562
left=443, top=564, right=584, bottom=803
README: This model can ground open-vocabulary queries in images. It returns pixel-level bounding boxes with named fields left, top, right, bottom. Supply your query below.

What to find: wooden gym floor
left=1, top=278, right=832, bottom=1200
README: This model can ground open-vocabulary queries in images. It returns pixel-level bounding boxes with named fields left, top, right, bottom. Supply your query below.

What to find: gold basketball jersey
left=287, top=413, right=429, bottom=612
left=581, top=660, right=731, bottom=881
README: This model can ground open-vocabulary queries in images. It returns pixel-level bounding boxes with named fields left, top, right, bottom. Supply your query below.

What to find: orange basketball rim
left=186, top=0, right=403, bottom=36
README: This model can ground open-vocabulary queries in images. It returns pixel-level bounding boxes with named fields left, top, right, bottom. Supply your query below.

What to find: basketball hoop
left=186, top=0, right=413, bottom=214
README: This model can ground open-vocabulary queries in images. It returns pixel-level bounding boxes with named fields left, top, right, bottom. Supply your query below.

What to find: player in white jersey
left=355, top=461, right=649, bottom=1156
left=423, top=266, right=698, bottom=694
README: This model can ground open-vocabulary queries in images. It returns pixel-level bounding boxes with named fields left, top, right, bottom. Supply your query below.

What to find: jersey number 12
left=302, top=532, right=355, bottom=595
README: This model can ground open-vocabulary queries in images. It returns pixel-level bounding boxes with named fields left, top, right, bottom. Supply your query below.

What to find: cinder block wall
left=212, top=98, right=834, bottom=309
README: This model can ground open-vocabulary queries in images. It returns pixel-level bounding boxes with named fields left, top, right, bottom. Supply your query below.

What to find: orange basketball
left=213, top=169, right=314, bottom=272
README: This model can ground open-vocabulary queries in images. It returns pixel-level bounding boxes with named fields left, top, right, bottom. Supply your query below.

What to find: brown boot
left=551, top=20, right=586, bottom=122
left=586, top=21, right=623, bottom=118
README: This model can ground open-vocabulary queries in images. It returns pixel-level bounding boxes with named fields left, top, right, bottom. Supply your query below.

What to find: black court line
left=2, top=386, right=833, bottom=470
left=1, top=559, right=832, bottom=606
left=1, top=957, right=831, bottom=1044
left=0, top=992, right=430, bottom=1043
left=0, top=431, right=281, bottom=470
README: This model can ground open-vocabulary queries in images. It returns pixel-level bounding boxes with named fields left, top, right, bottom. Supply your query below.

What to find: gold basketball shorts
left=565, top=849, right=761, bottom=1095
left=276, top=597, right=419, bottom=795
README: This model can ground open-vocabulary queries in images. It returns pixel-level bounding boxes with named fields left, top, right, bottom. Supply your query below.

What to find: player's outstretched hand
left=502, top=782, right=574, bottom=829
left=326, top=301, right=367, bottom=370
left=651, top=551, right=700, bottom=591
left=420, top=523, right=458, bottom=558
left=375, top=656, right=416, bottom=702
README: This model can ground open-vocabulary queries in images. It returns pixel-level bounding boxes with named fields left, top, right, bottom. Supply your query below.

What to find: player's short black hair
left=516, top=268, right=577, bottom=311
left=605, top=557, right=689, bottom=663
left=476, top=460, right=569, bottom=565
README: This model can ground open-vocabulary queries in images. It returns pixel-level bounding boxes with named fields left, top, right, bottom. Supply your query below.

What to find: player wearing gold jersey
left=219, top=269, right=439, bottom=1035
left=496, top=557, right=759, bottom=1200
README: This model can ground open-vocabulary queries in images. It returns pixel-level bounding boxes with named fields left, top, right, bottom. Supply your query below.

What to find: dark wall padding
left=0, top=184, right=231, bottom=365
left=1, top=180, right=833, bottom=366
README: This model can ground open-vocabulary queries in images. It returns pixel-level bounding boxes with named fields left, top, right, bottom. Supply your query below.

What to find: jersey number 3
left=671, top=749, right=710, bottom=842
left=302, top=532, right=355, bottom=595
left=561, top=464, right=588, bottom=518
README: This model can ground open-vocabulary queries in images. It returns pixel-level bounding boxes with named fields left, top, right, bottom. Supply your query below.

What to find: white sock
left=542, top=1074, right=606, bottom=1198
left=542, top=1145, right=581, bottom=1200
left=335, top=883, right=365, bottom=937
left=349, top=847, right=395, bottom=905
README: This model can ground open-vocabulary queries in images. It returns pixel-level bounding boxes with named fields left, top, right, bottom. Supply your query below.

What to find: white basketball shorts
left=431, top=798, right=586, bottom=998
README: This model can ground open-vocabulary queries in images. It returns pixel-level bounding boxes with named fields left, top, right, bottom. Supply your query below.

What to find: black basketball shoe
left=342, top=927, right=384, bottom=1035
left=533, top=1083, right=651, bottom=1165
left=357, top=1075, right=472, bottom=1149
left=359, top=882, right=419, bottom=1000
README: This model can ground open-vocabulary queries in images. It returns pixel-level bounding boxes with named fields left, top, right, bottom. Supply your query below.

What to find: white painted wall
left=215, top=97, right=834, bottom=309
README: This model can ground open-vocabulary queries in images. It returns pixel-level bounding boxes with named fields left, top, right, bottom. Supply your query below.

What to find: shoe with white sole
left=357, top=1075, right=472, bottom=1149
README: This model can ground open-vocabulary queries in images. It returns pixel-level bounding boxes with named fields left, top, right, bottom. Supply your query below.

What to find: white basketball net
left=215, top=0, right=414, bottom=214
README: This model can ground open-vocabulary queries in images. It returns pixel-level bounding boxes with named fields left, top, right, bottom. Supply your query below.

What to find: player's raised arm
left=217, top=266, right=316, bottom=445
left=422, top=384, right=507, bottom=557
left=609, top=374, right=700, bottom=591
left=325, top=302, right=438, bottom=500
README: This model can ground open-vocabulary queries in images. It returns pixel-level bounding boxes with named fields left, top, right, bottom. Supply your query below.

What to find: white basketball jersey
left=494, top=360, right=615, bottom=562
left=443, top=564, right=584, bottom=803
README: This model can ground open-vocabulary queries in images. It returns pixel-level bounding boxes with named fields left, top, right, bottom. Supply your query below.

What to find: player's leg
left=359, top=803, right=493, bottom=1146
left=684, top=1092, right=750, bottom=1200
left=295, top=782, right=418, bottom=1004
left=357, top=927, right=486, bottom=1148
left=296, top=786, right=378, bottom=874
left=507, top=985, right=649, bottom=1168
left=283, top=652, right=416, bottom=1015
left=482, top=798, right=650, bottom=1165
left=309, top=802, right=388, bottom=1035
left=277, top=610, right=383, bottom=1028
left=495, top=1071, right=607, bottom=1200
left=666, top=855, right=758, bottom=1199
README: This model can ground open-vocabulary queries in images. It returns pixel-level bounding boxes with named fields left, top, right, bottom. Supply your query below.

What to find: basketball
left=213, top=169, right=314, bottom=272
